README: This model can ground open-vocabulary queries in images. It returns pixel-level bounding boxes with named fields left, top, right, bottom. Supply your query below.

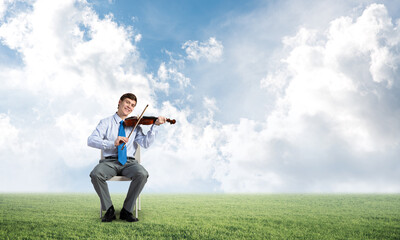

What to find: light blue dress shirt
left=87, top=113, right=158, bottom=158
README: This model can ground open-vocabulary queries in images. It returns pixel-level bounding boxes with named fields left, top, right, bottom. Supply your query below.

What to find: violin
left=121, top=104, right=175, bottom=150
left=124, top=116, right=176, bottom=127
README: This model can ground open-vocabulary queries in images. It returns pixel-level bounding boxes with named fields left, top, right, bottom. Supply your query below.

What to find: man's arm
left=134, top=116, right=166, bottom=148
left=134, top=124, right=157, bottom=149
left=87, top=119, right=115, bottom=150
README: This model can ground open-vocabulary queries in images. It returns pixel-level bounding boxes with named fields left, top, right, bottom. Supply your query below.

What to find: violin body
left=124, top=116, right=176, bottom=127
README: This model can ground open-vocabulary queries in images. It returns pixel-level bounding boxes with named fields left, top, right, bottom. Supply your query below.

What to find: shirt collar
left=113, top=113, right=123, bottom=124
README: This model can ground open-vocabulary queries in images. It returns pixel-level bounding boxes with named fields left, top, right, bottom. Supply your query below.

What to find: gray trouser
left=90, top=158, right=149, bottom=213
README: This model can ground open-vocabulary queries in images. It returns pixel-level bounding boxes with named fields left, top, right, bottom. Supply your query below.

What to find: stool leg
left=135, top=198, right=138, bottom=218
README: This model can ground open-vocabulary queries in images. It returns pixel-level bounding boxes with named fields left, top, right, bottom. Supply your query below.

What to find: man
left=88, top=93, right=166, bottom=222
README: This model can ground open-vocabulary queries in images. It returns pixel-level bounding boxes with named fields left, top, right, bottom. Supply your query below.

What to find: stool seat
left=108, top=176, right=131, bottom=181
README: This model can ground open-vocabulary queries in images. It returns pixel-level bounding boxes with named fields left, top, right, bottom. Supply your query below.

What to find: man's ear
left=117, top=99, right=122, bottom=109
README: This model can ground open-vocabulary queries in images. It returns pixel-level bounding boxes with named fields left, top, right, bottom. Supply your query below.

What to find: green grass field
left=1, top=194, right=399, bottom=239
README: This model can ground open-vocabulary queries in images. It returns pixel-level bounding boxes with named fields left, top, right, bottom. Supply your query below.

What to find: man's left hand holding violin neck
left=155, top=116, right=167, bottom=125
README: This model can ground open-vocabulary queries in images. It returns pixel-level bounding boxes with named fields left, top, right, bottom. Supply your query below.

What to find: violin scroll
left=166, top=118, right=176, bottom=124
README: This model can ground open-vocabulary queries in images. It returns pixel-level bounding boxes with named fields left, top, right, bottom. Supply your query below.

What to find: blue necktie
left=118, top=120, right=127, bottom=165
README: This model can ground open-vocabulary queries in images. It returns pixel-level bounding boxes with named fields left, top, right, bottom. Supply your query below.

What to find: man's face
left=118, top=98, right=136, bottom=117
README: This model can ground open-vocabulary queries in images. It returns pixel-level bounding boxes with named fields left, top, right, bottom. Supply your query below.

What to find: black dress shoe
left=102, top=205, right=116, bottom=222
left=120, top=207, right=139, bottom=222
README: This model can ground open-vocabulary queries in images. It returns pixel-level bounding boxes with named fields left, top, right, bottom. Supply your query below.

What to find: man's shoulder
left=98, top=114, right=117, bottom=125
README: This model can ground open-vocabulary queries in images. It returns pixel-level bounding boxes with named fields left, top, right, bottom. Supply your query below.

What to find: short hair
left=120, top=93, right=137, bottom=103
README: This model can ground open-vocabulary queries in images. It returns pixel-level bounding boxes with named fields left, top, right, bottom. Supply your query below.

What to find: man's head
left=117, top=93, right=137, bottom=119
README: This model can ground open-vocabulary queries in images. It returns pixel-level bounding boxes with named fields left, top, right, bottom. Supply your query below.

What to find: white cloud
left=0, top=0, right=14, bottom=20
left=0, top=0, right=143, bottom=99
left=0, top=113, right=19, bottom=151
left=134, top=33, right=142, bottom=43
left=55, top=112, right=98, bottom=168
left=0, top=0, right=155, bottom=191
left=182, top=37, right=223, bottom=62
left=324, top=4, right=400, bottom=88
left=0, top=112, right=75, bottom=192
left=249, top=3, right=400, bottom=192
left=203, top=96, right=218, bottom=112
left=156, top=61, right=190, bottom=91
left=142, top=101, right=224, bottom=192
left=277, top=3, right=400, bottom=152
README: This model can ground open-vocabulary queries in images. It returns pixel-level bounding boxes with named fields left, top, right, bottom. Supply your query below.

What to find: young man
left=88, top=93, right=166, bottom=222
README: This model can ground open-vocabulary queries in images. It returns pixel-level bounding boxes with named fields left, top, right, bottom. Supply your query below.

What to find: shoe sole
left=120, top=216, right=139, bottom=222
left=101, top=215, right=116, bottom=222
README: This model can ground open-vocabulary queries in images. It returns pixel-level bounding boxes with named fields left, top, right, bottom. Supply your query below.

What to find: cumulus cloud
left=0, top=0, right=148, bottom=98
left=0, top=111, right=80, bottom=192
left=0, top=0, right=155, bottom=191
left=182, top=37, right=223, bottom=62
left=157, top=61, right=190, bottom=90
left=134, top=33, right=142, bottom=43
left=245, top=3, right=400, bottom=192
left=0, top=0, right=14, bottom=19
left=142, top=101, right=224, bottom=192
left=0, top=114, right=19, bottom=151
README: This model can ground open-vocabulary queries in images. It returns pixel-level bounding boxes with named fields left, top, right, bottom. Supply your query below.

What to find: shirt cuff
left=150, top=124, right=158, bottom=134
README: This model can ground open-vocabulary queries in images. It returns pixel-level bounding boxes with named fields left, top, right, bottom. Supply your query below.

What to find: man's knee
left=137, top=169, right=149, bottom=180
left=89, top=170, right=98, bottom=181
left=90, top=166, right=105, bottom=180
left=89, top=170, right=96, bottom=179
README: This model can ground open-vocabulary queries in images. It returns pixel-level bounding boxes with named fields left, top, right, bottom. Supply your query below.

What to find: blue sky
left=1, top=0, right=400, bottom=193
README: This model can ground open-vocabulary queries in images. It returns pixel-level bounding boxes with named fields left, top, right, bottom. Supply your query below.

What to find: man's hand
left=155, top=116, right=166, bottom=125
left=114, top=136, right=129, bottom=146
